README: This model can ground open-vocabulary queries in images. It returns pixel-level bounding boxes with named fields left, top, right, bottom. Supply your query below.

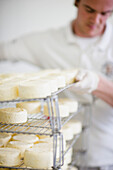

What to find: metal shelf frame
left=0, top=83, right=83, bottom=170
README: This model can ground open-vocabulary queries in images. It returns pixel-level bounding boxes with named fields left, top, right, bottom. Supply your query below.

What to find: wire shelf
left=0, top=113, right=52, bottom=135
left=0, top=108, right=81, bottom=136
left=0, top=83, right=84, bottom=170
left=0, top=163, right=52, bottom=170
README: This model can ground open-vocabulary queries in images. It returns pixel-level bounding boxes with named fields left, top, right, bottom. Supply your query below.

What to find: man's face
left=75, top=0, right=113, bottom=37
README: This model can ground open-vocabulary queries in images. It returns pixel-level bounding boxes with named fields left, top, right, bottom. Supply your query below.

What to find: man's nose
left=92, top=13, right=101, bottom=24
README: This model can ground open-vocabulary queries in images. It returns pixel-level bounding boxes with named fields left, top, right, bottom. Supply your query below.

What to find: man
left=0, top=0, right=113, bottom=169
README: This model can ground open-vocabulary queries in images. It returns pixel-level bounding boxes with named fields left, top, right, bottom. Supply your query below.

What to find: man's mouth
left=87, top=23, right=96, bottom=30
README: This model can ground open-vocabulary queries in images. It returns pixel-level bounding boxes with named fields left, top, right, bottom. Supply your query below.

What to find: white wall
left=0, top=0, right=75, bottom=42
left=0, top=0, right=113, bottom=73
left=0, top=0, right=113, bottom=42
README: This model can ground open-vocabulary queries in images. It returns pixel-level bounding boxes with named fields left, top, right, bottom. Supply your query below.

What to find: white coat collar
left=66, top=21, right=112, bottom=51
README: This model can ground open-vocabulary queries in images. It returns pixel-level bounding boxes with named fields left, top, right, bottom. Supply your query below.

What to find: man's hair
left=74, top=0, right=80, bottom=7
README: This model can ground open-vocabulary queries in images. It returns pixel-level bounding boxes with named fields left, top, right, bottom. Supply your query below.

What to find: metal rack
left=0, top=84, right=83, bottom=170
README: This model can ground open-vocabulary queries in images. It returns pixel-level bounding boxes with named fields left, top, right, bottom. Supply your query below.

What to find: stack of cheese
left=0, top=68, right=79, bottom=101
left=6, top=134, right=39, bottom=158
left=0, top=132, right=22, bottom=167
left=24, top=136, right=66, bottom=169
left=62, top=120, right=82, bottom=141
left=0, top=132, right=76, bottom=169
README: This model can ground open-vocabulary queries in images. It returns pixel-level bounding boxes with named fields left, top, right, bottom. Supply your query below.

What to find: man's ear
left=74, top=0, right=80, bottom=7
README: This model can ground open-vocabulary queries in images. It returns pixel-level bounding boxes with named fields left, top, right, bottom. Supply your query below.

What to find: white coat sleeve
left=0, top=38, right=36, bottom=65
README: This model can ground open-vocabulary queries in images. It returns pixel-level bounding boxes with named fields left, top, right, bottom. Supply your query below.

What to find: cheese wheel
left=7, top=141, right=33, bottom=158
left=59, top=98, right=78, bottom=113
left=0, top=108, right=27, bottom=124
left=16, top=101, right=41, bottom=114
left=61, top=69, right=78, bottom=85
left=19, top=79, right=51, bottom=99
left=44, top=102, right=69, bottom=117
left=0, top=133, right=12, bottom=147
left=61, top=124, right=74, bottom=141
left=24, top=147, right=53, bottom=169
left=0, top=84, right=18, bottom=101
left=13, top=134, right=39, bottom=143
left=41, top=77, right=58, bottom=93
left=38, top=136, right=66, bottom=151
left=0, top=147, right=21, bottom=166
left=67, top=120, right=82, bottom=135
left=49, top=73, right=66, bottom=88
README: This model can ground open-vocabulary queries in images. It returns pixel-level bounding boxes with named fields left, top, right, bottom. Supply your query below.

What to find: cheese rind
left=24, top=147, right=53, bottom=169
left=13, top=134, right=39, bottom=143
left=44, top=102, right=69, bottom=117
left=0, top=84, right=18, bottom=101
left=59, top=98, right=78, bottom=113
left=0, top=133, right=12, bottom=147
left=48, top=73, right=66, bottom=88
left=0, top=108, right=27, bottom=124
left=16, top=101, right=41, bottom=114
left=19, top=80, right=51, bottom=99
left=0, top=147, right=21, bottom=166
left=62, top=124, right=74, bottom=141
left=7, top=141, right=33, bottom=158
left=67, top=120, right=82, bottom=135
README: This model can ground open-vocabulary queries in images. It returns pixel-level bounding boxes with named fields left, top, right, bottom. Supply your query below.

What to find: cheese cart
left=0, top=72, right=91, bottom=170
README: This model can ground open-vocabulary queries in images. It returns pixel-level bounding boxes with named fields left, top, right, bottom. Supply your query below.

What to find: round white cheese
left=7, top=141, right=33, bottom=158
left=13, top=134, right=39, bottom=143
left=0, top=147, right=21, bottom=166
left=19, top=79, right=51, bottom=99
left=41, top=76, right=58, bottom=93
left=49, top=73, right=66, bottom=88
left=0, top=108, right=27, bottom=124
left=16, top=101, right=41, bottom=114
left=24, top=147, right=53, bottom=169
left=0, top=133, right=12, bottom=147
left=61, top=124, right=74, bottom=141
left=0, top=84, right=18, bottom=101
left=59, top=98, right=78, bottom=113
left=44, top=102, right=69, bottom=117
left=67, top=120, right=82, bottom=135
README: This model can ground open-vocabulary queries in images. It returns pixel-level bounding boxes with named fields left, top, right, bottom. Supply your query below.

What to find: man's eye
left=85, top=8, right=94, bottom=13
left=101, top=12, right=107, bottom=16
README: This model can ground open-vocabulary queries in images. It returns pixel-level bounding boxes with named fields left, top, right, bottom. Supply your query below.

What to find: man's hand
left=71, top=69, right=99, bottom=94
